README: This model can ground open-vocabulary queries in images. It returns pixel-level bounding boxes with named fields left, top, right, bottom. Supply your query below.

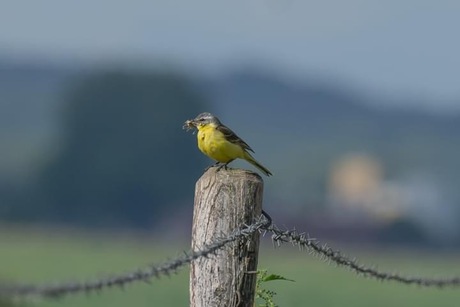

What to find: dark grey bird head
left=184, top=112, right=222, bottom=130
left=193, top=112, right=222, bottom=125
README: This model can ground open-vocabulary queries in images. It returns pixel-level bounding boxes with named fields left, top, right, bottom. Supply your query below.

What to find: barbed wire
left=1, top=216, right=460, bottom=301
left=264, top=224, right=460, bottom=287
left=0, top=218, right=268, bottom=299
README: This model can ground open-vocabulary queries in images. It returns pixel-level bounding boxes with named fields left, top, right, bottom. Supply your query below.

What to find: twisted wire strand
left=2, top=216, right=460, bottom=300
left=265, top=224, right=460, bottom=287
left=0, top=219, right=267, bottom=298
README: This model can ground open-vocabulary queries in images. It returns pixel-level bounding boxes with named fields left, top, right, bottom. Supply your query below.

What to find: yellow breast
left=196, top=124, right=245, bottom=163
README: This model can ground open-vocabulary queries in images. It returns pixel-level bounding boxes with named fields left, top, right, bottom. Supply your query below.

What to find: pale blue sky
left=1, top=0, right=460, bottom=107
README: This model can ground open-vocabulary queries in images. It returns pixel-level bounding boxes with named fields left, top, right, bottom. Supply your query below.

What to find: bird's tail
left=243, top=152, right=272, bottom=176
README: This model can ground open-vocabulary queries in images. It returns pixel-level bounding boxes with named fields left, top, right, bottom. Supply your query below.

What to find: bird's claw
left=204, top=162, right=230, bottom=172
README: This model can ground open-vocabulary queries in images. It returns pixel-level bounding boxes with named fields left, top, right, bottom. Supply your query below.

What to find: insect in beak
left=183, top=119, right=196, bottom=133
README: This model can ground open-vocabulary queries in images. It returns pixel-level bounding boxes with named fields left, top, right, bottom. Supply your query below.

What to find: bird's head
left=183, top=112, right=221, bottom=130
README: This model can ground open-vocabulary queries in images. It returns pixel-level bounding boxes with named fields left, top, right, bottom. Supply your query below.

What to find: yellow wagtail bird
left=184, top=112, right=272, bottom=176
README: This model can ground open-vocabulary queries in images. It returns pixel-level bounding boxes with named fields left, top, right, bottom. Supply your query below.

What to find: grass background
left=1, top=226, right=460, bottom=307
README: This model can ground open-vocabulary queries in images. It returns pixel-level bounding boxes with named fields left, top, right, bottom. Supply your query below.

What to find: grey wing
left=217, top=124, right=255, bottom=153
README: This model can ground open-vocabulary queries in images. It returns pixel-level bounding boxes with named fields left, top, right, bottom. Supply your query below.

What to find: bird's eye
left=199, top=118, right=205, bottom=121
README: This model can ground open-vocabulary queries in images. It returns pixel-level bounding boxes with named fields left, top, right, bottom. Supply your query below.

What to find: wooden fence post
left=190, top=167, right=263, bottom=307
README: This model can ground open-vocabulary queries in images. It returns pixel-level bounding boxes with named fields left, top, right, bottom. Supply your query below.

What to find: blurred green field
left=1, top=226, right=460, bottom=307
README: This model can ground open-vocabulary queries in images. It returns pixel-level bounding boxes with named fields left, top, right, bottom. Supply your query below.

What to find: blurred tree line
left=7, top=69, right=208, bottom=228
left=2, top=65, right=459, bottom=243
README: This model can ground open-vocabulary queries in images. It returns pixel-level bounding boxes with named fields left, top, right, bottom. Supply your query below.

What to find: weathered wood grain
left=190, top=167, right=263, bottom=307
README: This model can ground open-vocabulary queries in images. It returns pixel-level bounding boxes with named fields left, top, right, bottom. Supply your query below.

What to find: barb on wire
left=263, top=224, right=460, bottom=288
left=0, top=218, right=268, bottom=299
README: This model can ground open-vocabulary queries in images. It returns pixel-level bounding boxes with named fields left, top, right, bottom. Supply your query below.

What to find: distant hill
left=0, top=60, right=459, bottom=207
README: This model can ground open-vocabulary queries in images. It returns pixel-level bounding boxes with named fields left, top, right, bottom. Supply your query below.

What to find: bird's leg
left=216, top=162, right=230, bottom=172
left=205, top=161, right=221, bottom=171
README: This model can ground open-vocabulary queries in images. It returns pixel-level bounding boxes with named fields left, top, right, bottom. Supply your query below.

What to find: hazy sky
left=1, top=0, right=460, bottom=107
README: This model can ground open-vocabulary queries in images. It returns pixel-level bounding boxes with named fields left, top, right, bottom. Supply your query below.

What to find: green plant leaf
left=262, top=274, right=295, bottom=283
